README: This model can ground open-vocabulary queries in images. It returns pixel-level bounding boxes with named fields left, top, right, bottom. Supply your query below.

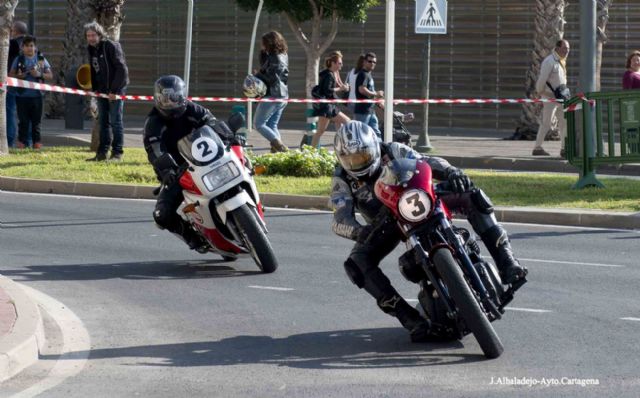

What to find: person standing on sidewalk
left=8, top=36, right=52, bottom=150
left=622, top=51, right=640, bottom=89
left=533, top=39, right=570, bottom=157
left=345, top=54, right=365, bottom=114
left=84, top=21, right=129, bottom=162
left=310, top=51, right=351, bottom=148
left=354, top=52, right=384, bottom=138
left=5, top=21, right=28, bottom=148
left=253, top=31, right=289, bottom=153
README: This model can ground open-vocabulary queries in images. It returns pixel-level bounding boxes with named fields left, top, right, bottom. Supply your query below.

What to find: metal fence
left=14, top=1, right=640, bottom=131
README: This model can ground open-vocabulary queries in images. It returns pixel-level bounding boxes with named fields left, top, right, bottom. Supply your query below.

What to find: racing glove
left=447, top=168, right=473, bottom=194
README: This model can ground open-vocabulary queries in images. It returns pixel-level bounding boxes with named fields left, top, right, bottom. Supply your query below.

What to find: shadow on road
left=54, top=328, right=482, bottom=370
left=0, top=260, right=264, bottom=281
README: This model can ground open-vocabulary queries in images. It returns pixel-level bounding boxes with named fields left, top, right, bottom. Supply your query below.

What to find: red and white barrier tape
left=1, top=77, right=566, bottom=106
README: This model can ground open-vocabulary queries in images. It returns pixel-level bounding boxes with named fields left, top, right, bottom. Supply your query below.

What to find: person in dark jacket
left=310, top=50, right=351, bottom=148
left=331, top=121, right=527, bottom=342
left=5, top=21, right=28, bottom=148
left=84, top=21, right=130, bottom=162
left=144, top=75, right=234, bottom=251
left=253, top=31, right=289, bottom=153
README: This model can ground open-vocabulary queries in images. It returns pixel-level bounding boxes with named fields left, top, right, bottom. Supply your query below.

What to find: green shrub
left=248, top=146, right=337, bottom=177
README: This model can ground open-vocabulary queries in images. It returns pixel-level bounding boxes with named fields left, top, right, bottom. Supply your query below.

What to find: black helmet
left=154, top=75, right=187, bottom=119
left=334, top=120, right=381, bottom=178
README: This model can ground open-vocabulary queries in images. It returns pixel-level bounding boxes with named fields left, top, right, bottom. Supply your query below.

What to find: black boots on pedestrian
left=480, top=226, right=527, bottom=284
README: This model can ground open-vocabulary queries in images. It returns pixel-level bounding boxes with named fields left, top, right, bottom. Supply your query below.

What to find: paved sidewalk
left=2, top=117, right=640, bottom=383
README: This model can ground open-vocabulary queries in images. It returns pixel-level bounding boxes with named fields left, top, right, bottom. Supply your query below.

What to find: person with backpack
left=8, top=35, right=52, bottom=149
left=6, top=21, right=28, bottom=148
left=309, top=51, right=351, bottom=148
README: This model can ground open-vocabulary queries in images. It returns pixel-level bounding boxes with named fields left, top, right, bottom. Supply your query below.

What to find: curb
left=0, top=275, right=44, bottom=383
left=1, top=175, right=639, bottom=230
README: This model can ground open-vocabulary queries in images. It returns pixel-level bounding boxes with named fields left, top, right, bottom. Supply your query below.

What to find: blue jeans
left=97, top=98, right=124, bottom=155
left=6, top=91, right=17, bottom=147
left=254, top=100, right=287, bottom=142
left=354, top=112, right=381, bottom=138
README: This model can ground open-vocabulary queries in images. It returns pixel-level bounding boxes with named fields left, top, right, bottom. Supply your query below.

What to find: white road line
left=248, top=285, right=295, bottom=291
left=505, top=307, right=552, bottom=313
left=519, top=257, right=625, bottom=268
left=405, top=299, right=419, bottom=303
left=620, top=317, right=640, bottom=322
left=14, top=284, right=91, bottom=398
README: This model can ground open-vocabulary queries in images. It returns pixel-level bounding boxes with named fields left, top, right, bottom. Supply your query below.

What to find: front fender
left=215, top=190, right=256, bottom=225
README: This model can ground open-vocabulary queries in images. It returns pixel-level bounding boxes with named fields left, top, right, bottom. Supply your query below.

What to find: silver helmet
left=154, top=75, right=187, bottom=119
left=334, top=120, right=381, bottom=178
left=243, top=75, right=267, bottom=98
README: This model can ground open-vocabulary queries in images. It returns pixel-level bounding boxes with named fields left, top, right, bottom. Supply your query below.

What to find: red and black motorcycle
left=374, top=157, right=526, bottom=359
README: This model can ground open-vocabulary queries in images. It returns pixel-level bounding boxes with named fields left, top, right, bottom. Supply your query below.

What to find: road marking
left=14, top=284, right=91, bottom=398
left=248, top=285, right=295, bottom=291
left=620, top=317, right=640, bottom=322
left=520, top=257, right=625, bottom=268
left=405, top=299, right=419, bottom=303
left=505, top=307, right=552, bottom=313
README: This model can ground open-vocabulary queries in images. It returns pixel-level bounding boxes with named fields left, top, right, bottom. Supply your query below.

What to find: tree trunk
left=510, top=0, right=566, bottom=140
left=48, top=0, right=92, bottom=119
left=0, top=1, right=20, bottom=155
left=87, top=0, right=126, bottom=152
left=595, top=0, right=612, bottom=91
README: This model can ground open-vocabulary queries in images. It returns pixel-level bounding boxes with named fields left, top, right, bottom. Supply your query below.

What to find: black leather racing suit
left=143, top=102, right=232, bottom=243
left=330, top=142, right=507, bottom=324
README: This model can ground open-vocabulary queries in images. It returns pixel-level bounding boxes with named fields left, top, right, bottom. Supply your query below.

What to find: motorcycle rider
left=143, top=75, right=235, bottom=250
left=331, top=120, right=527, bottom=342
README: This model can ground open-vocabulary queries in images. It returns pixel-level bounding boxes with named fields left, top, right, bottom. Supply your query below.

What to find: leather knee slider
left=344, top=258, right=365, bottom=288
left=470, top=188, right=494, bottom=214
left=153, top=208, right=170, bottom=230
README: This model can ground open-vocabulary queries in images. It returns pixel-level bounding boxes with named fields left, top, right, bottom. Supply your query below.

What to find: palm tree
left=510, top=0, right=567, bottom=140
left=0, top=0, right=20, bottom=155
left=47, top=0, right=92, bottom=118
left=596, top=0, right=613, bottom=90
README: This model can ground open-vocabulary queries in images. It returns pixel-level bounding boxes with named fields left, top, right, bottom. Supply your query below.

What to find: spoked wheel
left=432, top=248, right=504, bottom=359
left=230, top=204, right=278, bottom=273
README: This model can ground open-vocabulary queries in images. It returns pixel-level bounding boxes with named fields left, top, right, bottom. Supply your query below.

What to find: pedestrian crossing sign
left=415, top=0, right=447, bottom=34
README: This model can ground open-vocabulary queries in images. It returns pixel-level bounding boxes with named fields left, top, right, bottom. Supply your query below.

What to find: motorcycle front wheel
left=230, top=204, right=278, bottom=273
left=432, top=248, right=503, bottom=359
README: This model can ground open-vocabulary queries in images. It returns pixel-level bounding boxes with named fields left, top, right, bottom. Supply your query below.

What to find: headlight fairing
left=202, top=161, right=241, bottom=191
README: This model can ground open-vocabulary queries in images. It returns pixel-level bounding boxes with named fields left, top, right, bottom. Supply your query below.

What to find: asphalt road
left=1, top=191, right=639, bottom=397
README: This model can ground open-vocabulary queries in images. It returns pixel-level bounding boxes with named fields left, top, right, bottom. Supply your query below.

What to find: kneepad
left=343, top=258, right=365, bottom=288
left=153, top=208, right=171, bottom=230
left=470, top=188, right=494, bottom=214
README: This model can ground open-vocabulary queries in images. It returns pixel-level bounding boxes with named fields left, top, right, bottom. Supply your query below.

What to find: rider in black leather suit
left=143, top=75, right=233, bottom=250
left=331, top=120, right=527, bottom=342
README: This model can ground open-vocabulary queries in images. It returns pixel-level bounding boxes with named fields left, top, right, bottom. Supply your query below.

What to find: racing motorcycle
left=155, top=114, right=278, bottom=273
left=373, top=157, right=526, bottom=358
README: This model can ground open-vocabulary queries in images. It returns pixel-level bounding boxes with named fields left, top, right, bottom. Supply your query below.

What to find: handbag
left=547, top=82, right=571, bottom=101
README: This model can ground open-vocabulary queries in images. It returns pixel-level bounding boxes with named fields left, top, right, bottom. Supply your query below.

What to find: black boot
left=481, top=226, right=527, bottom=284
left=379, top=295, right=433, bottom=343
left=179, top=222, right=209, bottom=252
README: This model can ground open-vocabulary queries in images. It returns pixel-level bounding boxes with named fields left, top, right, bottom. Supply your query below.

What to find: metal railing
left=565, top=90, right=640, bottom=189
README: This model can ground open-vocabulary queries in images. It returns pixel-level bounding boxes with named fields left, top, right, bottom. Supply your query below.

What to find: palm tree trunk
left=595, top=0, right=612, bottom=90
left=0, top=1, right=20, bottom=155
left=510, top=0, right=566, bottom=140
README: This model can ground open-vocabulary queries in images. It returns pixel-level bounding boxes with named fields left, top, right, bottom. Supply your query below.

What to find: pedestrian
left=622, top=50, right=640, bottom=89
left=309, top=51, right=351, bottom=148
left=5, top=21, right=28, bottom=148
left=8, top=35, right=52, bottom=150
left=253, top=31, right=289, bottom=153
left=354, top=52, right=384, bottom=138
left=344, top=54, right=365, bottom=114
left=533, top=39, right=570, bottom=158
left=84, top=21, right=129, bottom=162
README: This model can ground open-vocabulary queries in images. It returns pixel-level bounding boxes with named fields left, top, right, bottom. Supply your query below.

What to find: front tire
left=433, top=248, right=503, bottom=359
left=230, top=204, right=278, bottom=273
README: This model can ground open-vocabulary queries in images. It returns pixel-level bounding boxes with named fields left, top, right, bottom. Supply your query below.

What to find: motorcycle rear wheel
left=432, top=248, right=503, bottom=359
left=230, top=204, right=278, bottom=273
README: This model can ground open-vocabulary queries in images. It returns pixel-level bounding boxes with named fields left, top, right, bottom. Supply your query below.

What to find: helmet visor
left=155, top=90, right=185, bottom=110
left=340, top=150, right=374, bottom=173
